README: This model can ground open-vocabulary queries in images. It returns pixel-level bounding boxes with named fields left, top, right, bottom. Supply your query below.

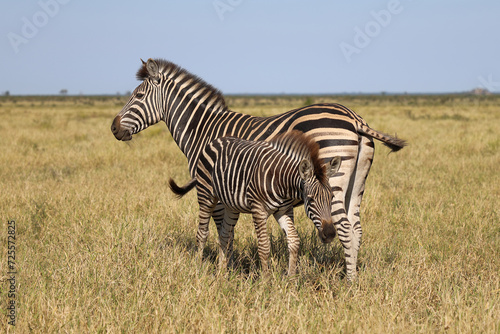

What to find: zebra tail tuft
left=168, top=178, right=197, bottom=198
left=382, top=135, right=408, bottom=152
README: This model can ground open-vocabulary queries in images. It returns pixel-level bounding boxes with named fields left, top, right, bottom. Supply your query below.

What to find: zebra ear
left=325, top=156, right=342, bottom=178
left=146, top=58, right=160, bottom=81
left=299, top=159, right=314, bottom=181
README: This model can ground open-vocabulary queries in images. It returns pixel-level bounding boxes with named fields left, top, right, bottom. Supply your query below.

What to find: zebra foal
left=169, top=131, right=341, bottom=276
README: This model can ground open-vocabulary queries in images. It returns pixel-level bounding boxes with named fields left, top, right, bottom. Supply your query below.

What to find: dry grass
left=0, top=94, right=499, bottom=333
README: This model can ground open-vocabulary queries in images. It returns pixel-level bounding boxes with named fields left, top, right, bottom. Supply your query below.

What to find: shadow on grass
left=159, top=228, right=349, bottom=281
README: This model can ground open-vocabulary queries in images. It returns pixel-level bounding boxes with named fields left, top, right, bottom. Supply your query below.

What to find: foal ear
left=146, top=58, right=160, bottom=81
left=325, top=156, right=342, bottom=178
left=299, top=159, right=314, bottom=181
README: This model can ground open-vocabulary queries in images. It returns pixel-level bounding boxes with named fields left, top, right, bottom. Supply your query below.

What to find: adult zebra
left=168, top=131, right=342, bottom=276
left=111, top=58, right=406, bottom=280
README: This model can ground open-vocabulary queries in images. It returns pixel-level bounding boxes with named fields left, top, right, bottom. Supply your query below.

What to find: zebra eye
left=136, top=93, right=145, bottom=99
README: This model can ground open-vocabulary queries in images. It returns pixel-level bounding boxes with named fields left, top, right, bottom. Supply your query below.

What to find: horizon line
left=1, top=91, right=499, bottom=97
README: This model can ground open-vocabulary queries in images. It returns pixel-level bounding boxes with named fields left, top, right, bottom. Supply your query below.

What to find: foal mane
left=269, top=131, right=328, bottom=184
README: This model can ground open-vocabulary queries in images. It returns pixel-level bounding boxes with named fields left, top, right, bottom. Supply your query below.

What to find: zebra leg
left=218, top=209, right=240, bottom=270
left=211, top=202, right=225, bottom=238
left=346, top=136, right=375, bottom=274
left=252, top=204, right=271, bottom=275
left=274, top=207, right=299, bottom=276
left=210, top=202, right=227, bottom=267
left=329, top=147, right=359, bottom=280
left=196, top=197, right=217, bottom=262
left=330, top=202, right=357, bottom=280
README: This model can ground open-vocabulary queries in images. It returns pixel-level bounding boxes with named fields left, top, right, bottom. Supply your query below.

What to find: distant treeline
left=1, top=93, right=499, bottom=108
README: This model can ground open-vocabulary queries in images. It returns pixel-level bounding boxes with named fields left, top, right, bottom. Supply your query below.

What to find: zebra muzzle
left=111, top=115, right=132, bottom=141
left=319, top=220, right=336, bottom=244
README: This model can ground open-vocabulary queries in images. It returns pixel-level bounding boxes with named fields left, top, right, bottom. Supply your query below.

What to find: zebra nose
left=111, top=115, right=121, bottom=135
left=320, top=220, right=336, bottom=243
left=111, top=115, right=132, bottom=141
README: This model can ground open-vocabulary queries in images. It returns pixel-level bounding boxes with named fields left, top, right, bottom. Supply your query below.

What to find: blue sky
left=1, top=0, right=499, bottom=95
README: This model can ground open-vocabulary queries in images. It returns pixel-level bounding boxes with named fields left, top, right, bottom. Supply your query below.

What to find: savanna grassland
left=0, top=94, right=499, bottom=333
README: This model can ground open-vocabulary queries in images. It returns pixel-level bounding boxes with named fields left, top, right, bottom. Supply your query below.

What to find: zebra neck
left=163, top=89, right=252, bottom=176
left=275, top=169, right=304, bottom=203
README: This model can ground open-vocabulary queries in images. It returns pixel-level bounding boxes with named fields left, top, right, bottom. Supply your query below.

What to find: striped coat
left=111, top=58, right=406, bottom=279
left=169, top=131, right=342, bottom=275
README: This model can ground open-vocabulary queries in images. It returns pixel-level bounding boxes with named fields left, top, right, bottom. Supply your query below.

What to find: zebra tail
left=358, top=125, right=408, bottom=152
left=168, top=177, right=197, bottom=198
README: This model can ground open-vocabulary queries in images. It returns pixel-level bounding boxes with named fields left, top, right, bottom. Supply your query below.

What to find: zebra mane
left=136, top=58, right=227, bottom=110
left=269, top=131, right=328, bottom=184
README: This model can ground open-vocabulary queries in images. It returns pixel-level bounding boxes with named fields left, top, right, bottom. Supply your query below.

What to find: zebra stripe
left=169, top=131, right=341, bottom=276
left=111, top=58, right=407, bottom=280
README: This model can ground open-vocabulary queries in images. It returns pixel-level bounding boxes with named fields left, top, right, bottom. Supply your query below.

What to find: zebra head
left=299, top=156, right=342, bottom=244
left=111, top=59, right=166, bottom=141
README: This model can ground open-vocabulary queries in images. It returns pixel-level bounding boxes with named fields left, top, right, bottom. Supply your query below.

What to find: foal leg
left=274, top=207, right=299, bottom=276
left=211, top=202, right=225, bottom=240
left=196, top=197, right=217, bottom=262
left=218, top=209, right=240, bottom=270
left=252, top=204, right=271, bottom=275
